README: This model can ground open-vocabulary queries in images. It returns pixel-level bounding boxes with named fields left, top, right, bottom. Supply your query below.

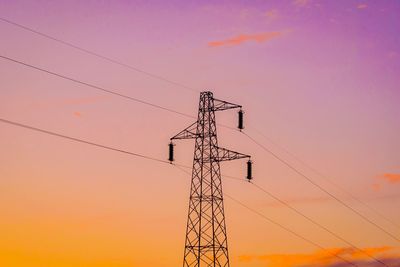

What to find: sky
left=0, top=0, right=400, bottom=266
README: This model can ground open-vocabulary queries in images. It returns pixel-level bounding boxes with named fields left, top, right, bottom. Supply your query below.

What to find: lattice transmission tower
left=169, top=91, right=252, bottom=267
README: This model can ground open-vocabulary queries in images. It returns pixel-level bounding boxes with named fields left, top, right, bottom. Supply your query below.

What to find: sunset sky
left=1, top=0, right=399, bottom=266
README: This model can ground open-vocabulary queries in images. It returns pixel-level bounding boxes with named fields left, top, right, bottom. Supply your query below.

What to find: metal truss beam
left=171, top=91, right=249, bottom=267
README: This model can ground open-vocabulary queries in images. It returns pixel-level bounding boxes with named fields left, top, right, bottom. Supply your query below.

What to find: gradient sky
left=1, top=1, right=400, bottom=266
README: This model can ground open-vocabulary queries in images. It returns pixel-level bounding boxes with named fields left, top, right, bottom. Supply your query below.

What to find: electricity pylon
left=170, top=91, right=251, bottom=267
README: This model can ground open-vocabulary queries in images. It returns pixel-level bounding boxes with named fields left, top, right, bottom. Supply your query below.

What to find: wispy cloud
left=329, top=257, right=400, bottom=267
left=357, top=4, right=368, bottom=9
left=293, top=0, right=311, bottom=7
left=73, top=111, right=83, bottom=118
left=371, top=182, right=381, bottom=192
left=208, top=32, right=282, bottom=47
left=265, top=9, right=279, bottom=20
left=238, top=246, right=398, bottom=267
left=372, top=173, right=400, bottom=191
left=380, top=173, right=400, bottom=184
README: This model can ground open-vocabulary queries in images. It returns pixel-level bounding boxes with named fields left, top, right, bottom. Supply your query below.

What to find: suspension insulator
left=168, top=142, right=174, bottom=162
left=238, top=109, right=244, bottom=130
left=246, top=159, right=253, bottom=181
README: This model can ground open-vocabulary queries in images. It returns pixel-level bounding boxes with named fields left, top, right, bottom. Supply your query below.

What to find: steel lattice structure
left=171, top=91, right=250, bottom=267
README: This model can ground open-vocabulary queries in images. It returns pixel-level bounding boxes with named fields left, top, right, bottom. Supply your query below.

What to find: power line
left=243, top=131, right=400, bottom=243
left=0, top=116, right=356, bottom=266
left=224, top=195, right=358, bottom=267
left=0, top=54, right=239, bottom=131
left=0, top=16, right=238, bottom=133
left=0, top=117, right=237, bottom=180
left=173, top=165, right=358, bottom=267
left=226, top=195, right=359, bottom=266
left=0, top=55, right=195, bottom=119
left=0, top=17, right=199, bottom=93
left=248, top=125, right=400, bottom=231
left=249, top=182, right=388, bottom=267
left=0, top=118, right=170, bottom=164
left=216, top=171, right=388, bottom=266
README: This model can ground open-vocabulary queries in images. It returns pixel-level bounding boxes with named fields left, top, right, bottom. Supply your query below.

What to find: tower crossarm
left=212, top=98, right=242, bottom=111
left=171, top=121, right=199, bottom=140
left=214, top=146, right=250, bottom=162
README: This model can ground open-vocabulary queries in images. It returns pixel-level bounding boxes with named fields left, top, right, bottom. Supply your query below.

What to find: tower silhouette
left=170, top=91, right=251, bottom=267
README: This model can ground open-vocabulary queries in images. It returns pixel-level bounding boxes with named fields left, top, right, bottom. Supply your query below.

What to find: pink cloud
left=357, top=4, right=368, bottom=9
left=239, top=246, right=398, bottom=267
left=371, top=183, right=381, bottom=192
left=265, top=9, right=279, bottom=20
left=208, top=32, right=282, bottom=47
left=73, top=111, right=83, bottom=118
left=293, top=0, right=310, bottom=7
